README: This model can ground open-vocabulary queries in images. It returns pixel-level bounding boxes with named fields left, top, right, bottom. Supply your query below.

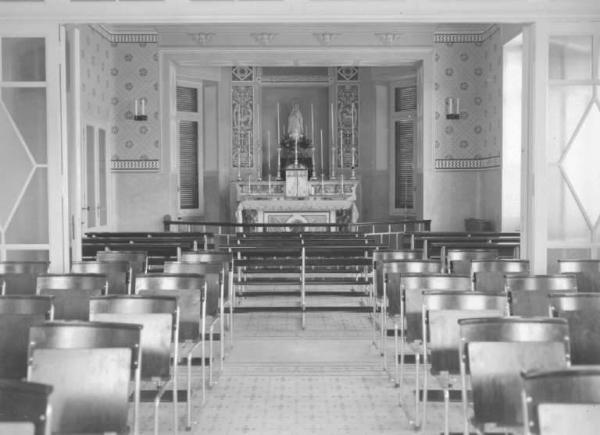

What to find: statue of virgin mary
left=287, top=103, right=304, bottom=139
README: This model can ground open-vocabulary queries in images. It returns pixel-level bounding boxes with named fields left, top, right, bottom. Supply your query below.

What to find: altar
left=234, top=178, right=359, bottom=230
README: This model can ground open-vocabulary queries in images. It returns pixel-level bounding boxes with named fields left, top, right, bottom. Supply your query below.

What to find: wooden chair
left=36, top=273, right=107, bottom=320
left=180, top=251, right=234, bottom=346
left=506, top=274, right=578, bottom=316
left=0, top=295, right=53, bottom=380
left=458, top=317, right=570, bottom=434
left=522, top=367, right=600, bottom=435
left=0, top=379, right=53, bottom=435
left=421, top=291, right=508, bottom=434
left=384, top=273, right=470, bottom=395
left=549, top=292, right=600, bottom=364
left=27, top=321, right=142, bottom=435
left=378, top=259, right=442, bottom=353
left=135, top=273, right=207, bottom=430
left=163, top=262, right=224, bottom=382
left=96, top=250, right=147, bottom=294
left=471, top=259, right=530, bottom=292
left=71, top=260, right=129, bottom=294
left=0, top=261, right=49, bottom=295
left=557, top=259, right=600, bottom=292
left=446, top=248, right=498, bottom=275
left=89, top=295, right=179, bottom=435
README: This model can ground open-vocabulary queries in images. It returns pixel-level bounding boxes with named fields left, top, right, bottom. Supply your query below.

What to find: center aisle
left=190, top=312, right=410, bottom=435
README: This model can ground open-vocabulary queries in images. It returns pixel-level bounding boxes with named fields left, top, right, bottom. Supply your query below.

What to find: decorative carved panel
left=232, top=85, right=254, bottom=168
left=337, top=84, right=359, bottom=169
left=232, top=66, right=254, bottom=82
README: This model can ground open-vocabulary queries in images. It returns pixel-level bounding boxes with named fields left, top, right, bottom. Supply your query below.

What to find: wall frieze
left=111, top=159, right=160, bottom=171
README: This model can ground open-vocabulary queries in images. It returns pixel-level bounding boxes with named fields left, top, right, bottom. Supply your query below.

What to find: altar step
left=233, top=294, right=371, bottom=313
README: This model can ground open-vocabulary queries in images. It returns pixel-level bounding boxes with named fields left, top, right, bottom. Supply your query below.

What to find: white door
left=0, top=25, right=67, bottom=271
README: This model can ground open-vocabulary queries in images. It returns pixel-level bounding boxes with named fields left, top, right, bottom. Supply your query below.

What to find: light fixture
left=445, top=97, right=460, bottom=120
left=134, top=97, right=147, bottom=121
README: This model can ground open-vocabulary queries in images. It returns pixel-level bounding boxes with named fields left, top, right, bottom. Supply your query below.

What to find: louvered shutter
left=177, top=86, right=198, bottom=112
left=178, top=120, right=199, bottom=209
left=395, top=120, right=414, bottom=209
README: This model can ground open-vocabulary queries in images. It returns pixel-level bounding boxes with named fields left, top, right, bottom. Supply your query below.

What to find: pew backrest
left=557, top=259, right=600, bottom=293
left=506, top=274, right=578, bottom=317
left=0, top=379, right=52, bottom=435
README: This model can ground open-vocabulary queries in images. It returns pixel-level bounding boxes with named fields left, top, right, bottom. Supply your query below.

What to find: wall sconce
left=445, top=97, right=460, bottom=120
left=134, top=97, right=147, bottom=121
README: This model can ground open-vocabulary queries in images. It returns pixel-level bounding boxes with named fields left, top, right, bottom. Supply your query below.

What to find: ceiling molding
left=94, top=24, right=158, bottom=44
left=433, top=24, right=498, bottom=43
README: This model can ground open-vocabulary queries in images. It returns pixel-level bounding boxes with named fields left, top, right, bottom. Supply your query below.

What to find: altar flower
left=279, top=133, right=312, bottom=150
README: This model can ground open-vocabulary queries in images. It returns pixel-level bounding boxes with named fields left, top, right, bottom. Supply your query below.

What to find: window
left=390, top=80, right=417, bottom=215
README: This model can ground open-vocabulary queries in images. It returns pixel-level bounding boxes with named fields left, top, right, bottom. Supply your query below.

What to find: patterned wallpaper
left=79, top=26, right=160, bottom=170
left=111, top=42, right=160, bottom=165
left=80, top=26, right=114, bottom=123
left=433, top=27, right=502, bottom=170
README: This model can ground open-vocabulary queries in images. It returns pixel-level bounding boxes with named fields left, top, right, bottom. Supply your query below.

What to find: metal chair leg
left=394, top=323, right=399, bottom=387
left=444, top=386, right=450, bottom=435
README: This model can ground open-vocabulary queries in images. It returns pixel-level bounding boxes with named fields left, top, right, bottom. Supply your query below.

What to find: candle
left=134, top=99, right=139, bottom=117
left=330, top=103, right=334, bottom=143
left=267, top=130, right=271, bottom=174
left=141, top=98, right=146, bottom=116
left=339, top=129, right=343, bottom=169
left=351, top=146, right=355, bottom=169
left=341, top=173, right=344, bottom=195
left=310, top=104, right=314, bottom=144
left=277, top=102, right=280, bottom=140
left=320, top=129, right=324, bottom=175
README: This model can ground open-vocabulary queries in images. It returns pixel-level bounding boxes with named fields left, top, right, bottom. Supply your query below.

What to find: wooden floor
left=139, top=311, right=465, bottom=435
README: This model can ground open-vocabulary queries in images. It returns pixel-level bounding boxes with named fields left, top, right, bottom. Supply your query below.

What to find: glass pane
left=6, top=250, right=49, bottom=262
left=0, top=99, right=33, bottom=227
left=547, top=165, right=589, bottom=241
left=561, top=103, right=600, bottom=227
left=98, top=129, right=107, bottom=226
left=548, top=86, right=592, bottom=163
left=2, top=37, right=45, bottom=82
left=86, top=125, right=96, bottom=228
left=2, top=87, right=47, bottom=163
left=5, top=167, right=48, bottom=243
left=549, top=35, right=592, bottom=80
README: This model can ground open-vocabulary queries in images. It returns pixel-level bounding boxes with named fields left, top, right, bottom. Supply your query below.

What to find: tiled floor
left=141, top=311, right=466, bottom=434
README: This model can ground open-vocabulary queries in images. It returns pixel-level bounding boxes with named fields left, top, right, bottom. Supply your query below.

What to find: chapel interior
left=1, top=1, right=600, bottom=434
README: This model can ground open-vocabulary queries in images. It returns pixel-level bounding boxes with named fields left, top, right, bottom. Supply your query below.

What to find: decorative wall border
left=93, top=24, right=158, bottom=44
left=435, top=155, right=501, bottom=170
left=434, top=24, right=499, bottom=44
left=111, top=159, right=160, bottom=171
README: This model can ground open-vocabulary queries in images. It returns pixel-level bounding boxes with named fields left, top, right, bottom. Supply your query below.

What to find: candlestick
left=310, top=147, right=317, bottom=180
left=330, top=145, right=336, bottom=180
left=351, top=103, right=355, bottom=145
left=268, top=174, right=271, bottom=195
left=341, top=173, right=344, bottom=197
left=277, top=102, right=280, bottom=141
left=339, top=129, right=343, bottom=170
left=310, top=104, right=314, bottom=144
left=276, top=148, right=282, bottom=180
left=237, top=107, right=241, bottom=180
left=330, top=103, right=334, bottom=143
left=247, top=173, right=251, bottom=194
left=267, top=131, right=271, bottom=175
left=321, top=173, right=324, bottom=196
left=294, top=136, right=298, bottom=166
left=320, top=129, right=324, bottom=177
left=351, top=146, right=357, bottom=180
left=237, top=138, right=241, bottom=180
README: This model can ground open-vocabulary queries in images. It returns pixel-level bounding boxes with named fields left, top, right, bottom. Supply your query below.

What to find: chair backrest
left=89, top=295, right=178, bottom=380
left=0, top=379, right=52, bottom=435
left=28, top=321, right=141, bottom=434
left=506, top=274, right=578, bottom=317
left=557, top=259, right=600, bottom=293
left=472, top=259, right=530, bottom=292
left=180, top=251, right=230, bottom=265
left=96, top=250, right=147, bottom=292
left=458, top=317, right=570, bottom=427
left=522, top=367, right=600, bottom=435
left=549, top=292, right=600, bottom=364
left=423, top=291, right=507, bottom=374
left=135, top=273, right=207, bottom=341
left=36, top=274, right=106, bottom=320
left=374, top=251, right=424, bottom=298
left=71, top=261, right=129, bottom=295
left=386, top=273, right=471, bottom=342
left=0, top=262, right=49, bottom=296
left=447, top=249, right=498, bottom=274
left=0, top=296, right=53, bottom=380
